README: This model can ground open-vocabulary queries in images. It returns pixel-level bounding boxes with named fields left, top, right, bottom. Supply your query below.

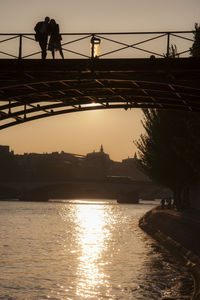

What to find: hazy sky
left=0, top=0, right=200, bottom=161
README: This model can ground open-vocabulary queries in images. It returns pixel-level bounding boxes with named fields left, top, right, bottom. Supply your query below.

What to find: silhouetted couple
left=34, top=17, right=64, bottom=59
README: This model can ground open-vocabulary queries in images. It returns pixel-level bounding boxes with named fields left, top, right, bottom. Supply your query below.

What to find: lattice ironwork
left=0, top=31, right=194, bottom=59
left=0, top=57, right=200, bottom=129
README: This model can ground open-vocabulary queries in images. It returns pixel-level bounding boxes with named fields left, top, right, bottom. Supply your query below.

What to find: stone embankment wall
left=139, top=208, right=200, bottom=300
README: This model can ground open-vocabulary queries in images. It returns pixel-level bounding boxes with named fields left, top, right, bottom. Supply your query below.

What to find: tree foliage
left=135, top=24, right=200, bottom=209
left=190, top=23, right=200, bottom=57
left=135, top=109, right=200, bottom=208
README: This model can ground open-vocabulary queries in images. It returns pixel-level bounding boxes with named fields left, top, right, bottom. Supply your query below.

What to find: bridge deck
left=0, top=58, right=200, bottom=129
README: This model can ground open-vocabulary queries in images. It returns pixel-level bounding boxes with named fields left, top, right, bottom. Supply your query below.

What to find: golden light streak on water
left=73, top=203, right=111, bottom=298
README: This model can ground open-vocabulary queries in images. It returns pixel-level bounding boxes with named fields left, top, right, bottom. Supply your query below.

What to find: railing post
left=166, top=32, right=170, bottom=58
left=91, top=34, right=95, bottom=59
left=18, top=34, right=22, bottom=59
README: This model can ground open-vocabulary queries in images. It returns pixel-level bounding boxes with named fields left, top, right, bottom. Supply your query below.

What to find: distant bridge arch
left=0, top=180, right=168, bottom=202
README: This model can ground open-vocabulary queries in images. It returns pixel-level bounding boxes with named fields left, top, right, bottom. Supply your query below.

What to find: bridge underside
left=0, top=58, right=200, bottom=129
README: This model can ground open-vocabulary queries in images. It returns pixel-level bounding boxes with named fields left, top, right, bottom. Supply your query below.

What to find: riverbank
left=139, top=207, right=200, bottom=300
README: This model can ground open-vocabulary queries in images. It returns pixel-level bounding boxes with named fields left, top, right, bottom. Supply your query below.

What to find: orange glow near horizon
left=0, top=0, right=199, bottom=161
left=0, top=109, right=145, bottom=161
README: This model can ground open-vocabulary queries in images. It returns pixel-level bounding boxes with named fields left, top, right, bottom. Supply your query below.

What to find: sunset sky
left=0, top=0, right=200, bottom=161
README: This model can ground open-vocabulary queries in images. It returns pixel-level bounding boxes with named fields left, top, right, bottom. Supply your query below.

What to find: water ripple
left=0, top=200, right=193, bottom=299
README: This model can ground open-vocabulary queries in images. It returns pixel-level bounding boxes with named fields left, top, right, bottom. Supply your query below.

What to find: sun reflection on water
left=73, top=201, right=111, bottom=298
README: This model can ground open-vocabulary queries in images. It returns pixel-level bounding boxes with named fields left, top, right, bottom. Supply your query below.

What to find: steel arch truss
left=0, top=58, right=200, bottom=130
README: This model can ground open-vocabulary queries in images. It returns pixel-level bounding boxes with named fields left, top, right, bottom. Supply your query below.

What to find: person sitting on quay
left=161, top=198, right=165, bottom=209
left=166, top=197, right=172, bottom=209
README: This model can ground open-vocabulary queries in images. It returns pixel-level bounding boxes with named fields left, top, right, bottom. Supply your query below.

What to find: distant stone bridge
left=0, top=179, right=170, bottom=202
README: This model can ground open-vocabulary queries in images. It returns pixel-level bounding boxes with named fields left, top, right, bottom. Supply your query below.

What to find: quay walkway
left=140, top=208, right=200, bottom=299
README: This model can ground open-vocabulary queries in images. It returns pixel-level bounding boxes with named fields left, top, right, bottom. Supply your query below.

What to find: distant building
left=85, top=145, right=110, bottom=161
left=0, top=145, right=15, bottom=181
left=121, top=153, right=149, bottom=181
left=15, top=150, right=83, bottom=181
left=0, top=144, right=149, bottom=183
left=0, top=145, right=13, bottom=157
left=84, top=145, right=111, bottom=179
left=109, top=153, right=149, bottom=181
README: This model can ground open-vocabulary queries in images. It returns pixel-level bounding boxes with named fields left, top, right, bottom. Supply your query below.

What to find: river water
left=0, top=200, right=193, bottom=300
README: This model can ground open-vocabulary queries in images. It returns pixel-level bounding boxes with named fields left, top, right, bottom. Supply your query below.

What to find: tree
left=135, top=109, right=200, bottom=209
left=135, top=25, right=200, bottom=209
left=190, top=23, right=200, bottom=57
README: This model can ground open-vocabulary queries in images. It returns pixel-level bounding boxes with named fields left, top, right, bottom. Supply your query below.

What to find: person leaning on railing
left=34, top=16, right=50, bottom=59
left=47, top=19, right=64, bottom=59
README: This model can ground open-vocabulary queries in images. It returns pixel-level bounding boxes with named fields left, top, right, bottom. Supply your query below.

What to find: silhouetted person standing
left=34, top=17, right=50, bottom=59
left=161, top=198, right=165, bottom=209
left=48, top=19, right=64, bottom=59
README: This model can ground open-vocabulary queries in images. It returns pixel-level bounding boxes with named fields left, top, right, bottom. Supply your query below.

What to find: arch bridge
left=0, top=180, right=168, bottom=202
left=0, top=31, right=200, bottom=129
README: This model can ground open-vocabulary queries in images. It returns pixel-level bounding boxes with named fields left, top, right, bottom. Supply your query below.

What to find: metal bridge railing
left=0, top=31, right=194, bottom=59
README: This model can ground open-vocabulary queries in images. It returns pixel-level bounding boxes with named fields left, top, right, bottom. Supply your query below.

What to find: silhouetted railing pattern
left=0, top=31, right=194, bottom=59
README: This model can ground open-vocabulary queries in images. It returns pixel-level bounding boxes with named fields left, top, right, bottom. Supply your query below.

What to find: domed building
left=84, top=145, right=111, bottom=179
